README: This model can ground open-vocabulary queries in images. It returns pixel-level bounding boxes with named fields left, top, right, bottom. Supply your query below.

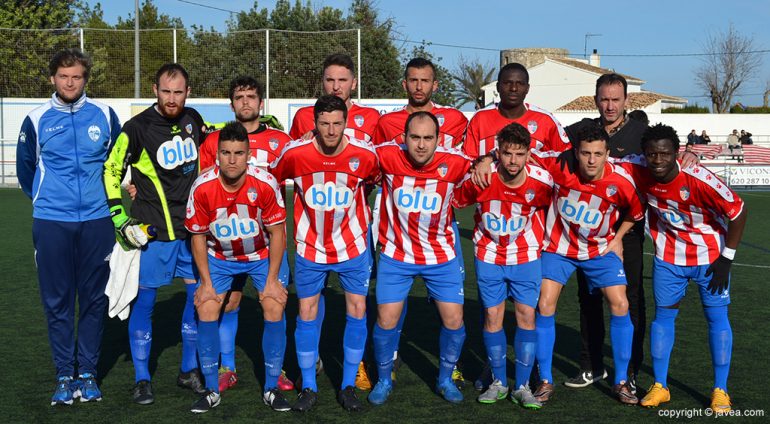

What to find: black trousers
left=576, top=221, right=646, bottom=375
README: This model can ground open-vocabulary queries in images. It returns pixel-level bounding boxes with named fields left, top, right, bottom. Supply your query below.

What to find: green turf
left=2, top=188, right=769, bottom=423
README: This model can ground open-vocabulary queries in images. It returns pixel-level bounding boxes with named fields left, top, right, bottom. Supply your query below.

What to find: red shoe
left=277, top=369, right=295, bottom=391
left=218, top=367, right=238, bottom=392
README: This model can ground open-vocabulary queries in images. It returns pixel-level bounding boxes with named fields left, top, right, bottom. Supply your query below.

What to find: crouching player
left=532, top=124, right=644, bottom=405
left=185, top=122, right=290, bottom=413
left=621, top=124, right=746, bottom=414
left=453, top=123, right=553, bottom=409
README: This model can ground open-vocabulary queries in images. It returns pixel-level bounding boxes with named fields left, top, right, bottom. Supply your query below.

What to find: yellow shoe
left=640, top=383, right=670, bottom=407
left=452, top=366, right=466, bottom=390
left=355, top=361, right=372, bottom=390
left=710, top=388, right=731, bottom=414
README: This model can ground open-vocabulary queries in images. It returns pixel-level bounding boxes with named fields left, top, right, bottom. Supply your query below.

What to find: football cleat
left=263, top=388, right=291, bottom=412
left=75, top=373, right=102, bottom=402
left=640, top=383, right=670, bottom=408
left=50, top=376, right=75, bottom=406
left=511, top=385, right=543, bottom=410
left=628, top=373, right=638, bottom=395
left=436, top=378, right=464, bottom=404
left=710, top=388, right=731, bottom=414
left=533, top=381, right=555, bottom=403
left=293, top=388, right=318, bottom=412
left=218, top=367, right=238, bottom=393
left=177, top=369, right=207, bottom=394
left=564, top=369, right=608, bottom=388
left=355, top=361, right=372, bottom=391
left=368, top=380, right=393, bottom=405
left=338, top=385, right=364, bottom=412
left=190, top=390, right=221, bottom=413
left=132, top=380, right=154, bottom=405
left=477, top=379, right=508, bottom=404
left=277, top=370, right=295, bottom=391
left=452, top=365, right=466, bottom=390
left=612, top=382, right=639, bottom=405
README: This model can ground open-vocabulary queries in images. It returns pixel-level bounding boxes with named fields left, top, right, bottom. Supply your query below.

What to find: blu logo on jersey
left=557, top=197, right=602, bottom=229
left=158, top=135, right=198, bottom=170
left=212, top=213, right=260, bottom=242
left=482, top=212, right=527, bottom=236
left=659, top=209, right=689, bottom=228
left=305, top=181, right=354, bottom=211
left=394, top=187, right=442, bottom=214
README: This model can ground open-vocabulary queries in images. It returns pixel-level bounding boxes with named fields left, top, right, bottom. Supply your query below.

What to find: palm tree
left=451, top=58, right=496, bottom=110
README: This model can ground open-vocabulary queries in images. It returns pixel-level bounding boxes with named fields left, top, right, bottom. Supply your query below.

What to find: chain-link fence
left=0, top=27, right=361, bottom=100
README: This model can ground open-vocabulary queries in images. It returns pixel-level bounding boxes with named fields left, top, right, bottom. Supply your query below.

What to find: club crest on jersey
left=394, top=187, right=442, bottom=214
left=436, top=114, right=445, bottom=127
left=269, top=138, right=279, bottom=150
left=305, top=181, right=354, bottom=211
left=606, top=185, right=618, bottom=197
left=527, top=120, right=538, bottom=134
left=185, top=123, right=193, bottom=134
left=680, top=186, right=690, bottom=201
left=247, top=187, right=258, bottom=203
left=212, top=213, right=260, bottom=242
left=349, top=157, right=360, bottom=172
left=354, top=114, right=364, bottom=127
left=525, top=189, right=535, bottom=203
left=437, top=163, right=448, bottom=177
left=18, top=131, right=26, bottom=143
left=87, top=125, right=101, bottom=142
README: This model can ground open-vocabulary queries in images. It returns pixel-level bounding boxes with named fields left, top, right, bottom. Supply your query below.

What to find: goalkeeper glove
left=705, top=255, right=732, bottom=295
left=110, top=205, right=152, bottom=250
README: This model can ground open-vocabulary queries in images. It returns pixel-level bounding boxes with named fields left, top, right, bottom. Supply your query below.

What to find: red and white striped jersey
left=453, top=164, right=554, bottom=265
left=270, top=136, right=379, bottom=263
left=537, top=156, right=645, bottom=260
left=621, top=159, right=744, bottom=266
left=200, top=125, right=291, bottom=171
left=373, top=103, right=468, bottom=148
left=185, top=166, right=286, bottom=262
left=376, top=142, right=471, bottom=264
left=289, top=103, right=380, bottom=142
left=462, top=103, right=571, bottom=159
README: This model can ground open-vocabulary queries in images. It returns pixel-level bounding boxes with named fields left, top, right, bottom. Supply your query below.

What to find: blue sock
left=180, top=283, right=198, bottom=373
left=314, top=294, right=326, bottom=352
left=482, top=329, right=507, bottom=384
left=129, top=287, right=156, bottom=383
left=535, top=312, right=555, bottom=383
left=514, top=327, right=537, bottom=389
left=373, top=323, right=398, bottom=384
left=438, top=325, right=466, bottom=384
left=610, top=313, right=634, bottom=384
left=650, top=307, right=678, bottom=388
left=393, top=302, right=407, bottom=359
left=219, top=307, right=239, bottom=371
left=704, top=306, right=732, bottom=391
left=262, top=317, right=286, bottom=391
left=197, top=320, right=220, bottom=392
left=295, top=317, right=319, bottom=391
left=342, top=314, right=368, bottom=389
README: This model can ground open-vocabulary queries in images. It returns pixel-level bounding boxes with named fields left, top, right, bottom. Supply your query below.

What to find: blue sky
left=94, top=0, right=770, bottom=107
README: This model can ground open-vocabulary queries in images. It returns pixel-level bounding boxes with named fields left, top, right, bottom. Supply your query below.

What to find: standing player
left=270, top=95, right=379, bottom=412
left=368, top=112, right=470, bottom=405
left=104, top=64, right=207, bottom=404
left=462, top=62, right=571, bottom=159
left=531, top=124, right=644, bottom=405
left=452, top=123, right=553, bottom=409
left=198, top=76, right=294, bottom=393
left=620, top=124, right=746, bottom=414
left=17, top=49, right=121, bottom=405
left=289, top=53, right=380, bottom=142
left=185, top=122, right=290, bottom=413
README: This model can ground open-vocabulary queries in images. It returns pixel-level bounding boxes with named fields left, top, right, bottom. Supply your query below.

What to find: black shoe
left=338, top=386, right=363, bottom=412
left=564, top=370, right=608, bottom=388
left=132, top=380, right=154, bottom=405
left=177, top=369, right=207, bottom=394
left=628, top=374, right=638, bottom=395
left=263, top=388, right=291, bottom=412
left=293, top=388, right=318, bottom=412
left=190, top=390, right=221, bottom=413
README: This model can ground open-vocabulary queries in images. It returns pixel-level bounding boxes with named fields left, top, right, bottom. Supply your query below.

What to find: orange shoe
left=710, top=388, right=731, bottom=414
left=355, top=361, right=372, bottom=390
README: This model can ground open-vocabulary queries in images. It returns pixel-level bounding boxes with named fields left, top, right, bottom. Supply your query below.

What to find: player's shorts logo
left=247, top=187, right=258, bottom=203
left=482, top=212, right=527, bottom=236
left=394, top=187, right=442, bottom=214
left=606, top=185, right=617, bottom=197
left=158, top=135, right=198, bottom=170
left=87, top=125, right=101, bottom=142
left=525, top=189, right=535, bottom=203
left=305, top=181, right=354, bottom=211
left=212, top=213, right=260, bottom=242
left=557, top=197, right=602, bottom=229
left=527, top=120, right=538, bottom=134
left=436, top=114, right=445, bottom=127
left=349, top=157, right=360, bottom=172
left=437, top=163, right=448, bottom=177
left=269, top=138, right=279, bottom=150
left=354, top=115, right=364, bottom=127
left=679, top=186, right=690, bottom=201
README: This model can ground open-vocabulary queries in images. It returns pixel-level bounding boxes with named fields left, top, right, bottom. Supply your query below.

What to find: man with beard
left=104, top=63, right=207, bottom=405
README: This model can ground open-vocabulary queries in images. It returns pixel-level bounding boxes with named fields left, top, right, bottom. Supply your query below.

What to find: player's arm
left=470, top=150, right=496, bottom=188
left=601, top=214, right=636, bottom=260
left=452, top=174, right=481, bottom=209
left=706, top=203, right=748, bottom=294
left=262, top=223, right=288, bottom=306
left=191, top=233, right=220, bottom=306
left=16, top=116, right=38, bottom=198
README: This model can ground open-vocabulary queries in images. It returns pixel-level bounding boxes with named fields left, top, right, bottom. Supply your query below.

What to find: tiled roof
left=556, top=91, right=687, bottom=111
left=548, top=57, right=643, bottom=83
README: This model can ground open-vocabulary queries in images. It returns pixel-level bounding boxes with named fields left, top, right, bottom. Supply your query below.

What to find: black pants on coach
left=576, top=221, right=646, bottom=376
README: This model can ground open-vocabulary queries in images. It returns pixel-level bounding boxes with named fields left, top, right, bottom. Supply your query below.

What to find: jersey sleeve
left=199, top=131, right=219, bottom=171
left=16, top=116, right=38, bottom=198
left=108, top=107, right=122, bottom=151
left=184, top=181, right=211, bottom=234
left=103, top=124, right=141, bottom=208
left=462, top=117, right=481, bottom=158
left=452, top=175, right=482, bottom=208
left=372, top=119, right=391, bottom=145
left=269, top=148, right=290, bottom=183
left=692, top=169, right=745, bottom=221
left=619, top=178, right=645, bottom=221
left=258, top=174, right=287, bottom=227
left=189, top=109, right=207, bottom=143
left=545, top=117, right=571, bottom=152
left=446, top=111, right=468, bottom=147
left=288, top=111, right=303, bottom=140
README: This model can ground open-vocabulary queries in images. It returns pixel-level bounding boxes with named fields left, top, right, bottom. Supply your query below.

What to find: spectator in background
left=700, top=130, right=711, bottom=144
left=627, top=109, right=649, bottom=126
left=740, top=130, right=753, bottom=145
left=727, top=130, right=740, bottom=152
left=687, top=130, right=701, bottom=145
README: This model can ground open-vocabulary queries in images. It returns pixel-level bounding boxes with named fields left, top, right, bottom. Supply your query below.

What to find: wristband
left=721, top=247, right=736, bottom=260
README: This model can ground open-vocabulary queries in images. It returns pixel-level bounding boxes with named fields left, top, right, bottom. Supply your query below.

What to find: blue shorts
left=541, top=251, right=627, bottom=293
left=452, top=219, right=466, bottom=280
left=204, top=255, right=290, bottom=295
left=294, top=251, right=371, bottom=298
left=652, top=257, right=731, bottom=307
left=139, top=239, right=197, bottom=287
left=475, top=258, right=541, bottom=309
left=376, top=254, right=465, bottom=305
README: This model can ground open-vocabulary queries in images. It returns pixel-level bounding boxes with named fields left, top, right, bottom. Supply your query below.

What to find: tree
left=347, top=0, right=401, bottom=98
left=451, top=57, right=495, bottom=110
left=695, top=24, right=763, bottom=113
left=404, top=42, right=458, bottom=107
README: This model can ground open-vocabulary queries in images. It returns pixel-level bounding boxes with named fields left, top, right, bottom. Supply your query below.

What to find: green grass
left=2, top=188, right=770, bottom=423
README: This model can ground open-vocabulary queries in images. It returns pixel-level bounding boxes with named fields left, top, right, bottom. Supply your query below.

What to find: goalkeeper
left=104, top=63, right=208, bottom=405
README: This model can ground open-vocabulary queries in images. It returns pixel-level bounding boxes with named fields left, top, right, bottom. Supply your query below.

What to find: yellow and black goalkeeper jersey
left=104, top=105, right=205, bottom=241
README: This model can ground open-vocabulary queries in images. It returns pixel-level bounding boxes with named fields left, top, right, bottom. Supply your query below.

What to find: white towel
left=105, top=242, right=140, bottom=320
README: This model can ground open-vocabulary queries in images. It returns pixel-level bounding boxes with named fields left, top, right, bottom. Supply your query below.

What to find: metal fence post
left=357, top=28, right=361, bottom=101
left=265, top=29, right=270, bottom=114
left=173, top=27, right=177, bottom=63
left=80, top=28, right=84, bottom=51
